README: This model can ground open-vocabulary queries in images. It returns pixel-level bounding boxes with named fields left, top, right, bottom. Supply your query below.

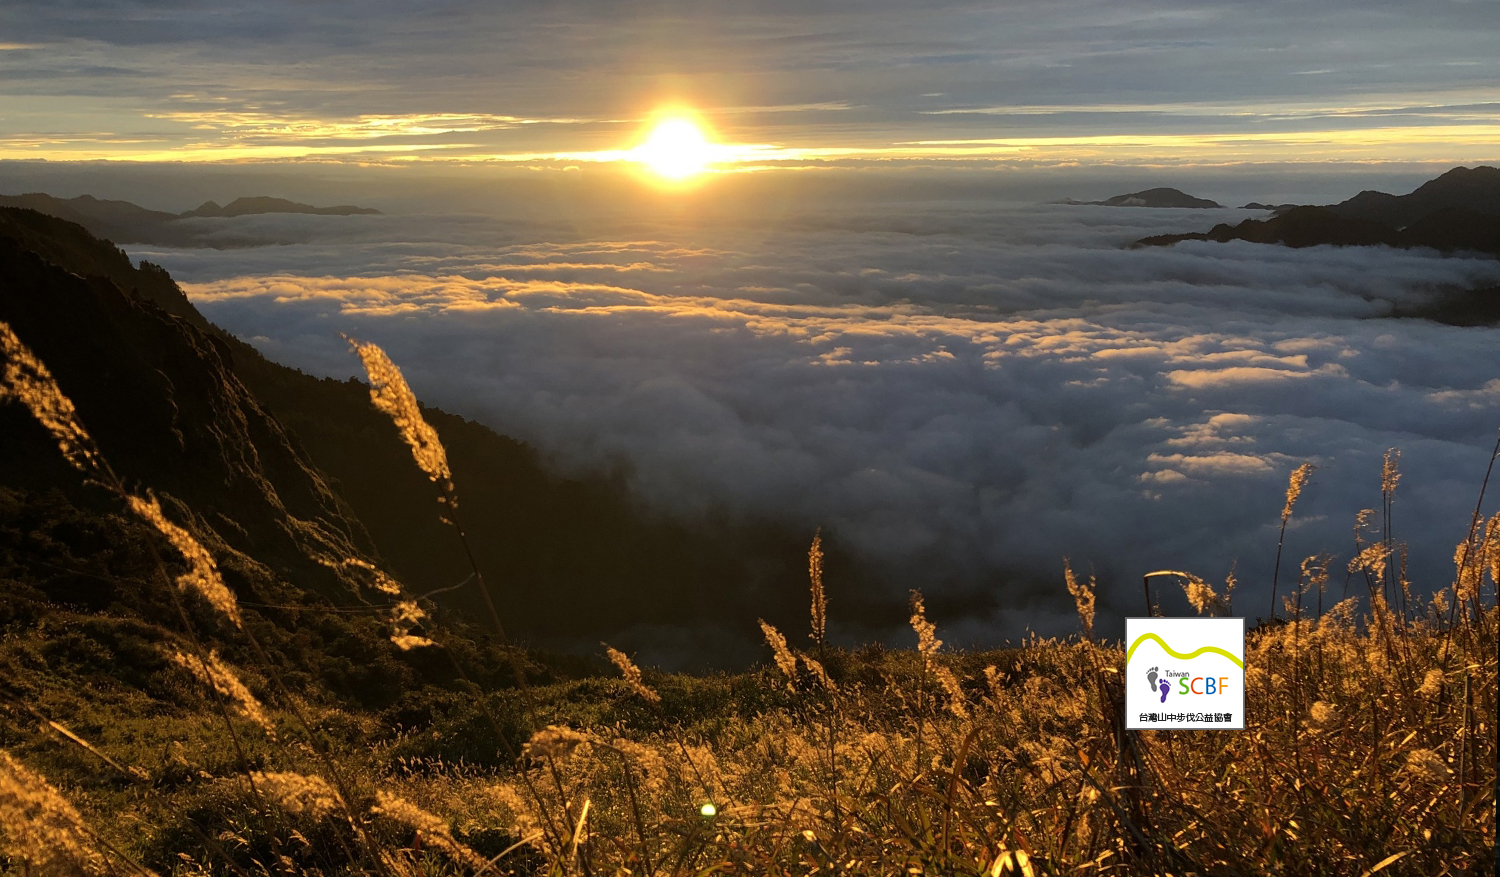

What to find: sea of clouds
left=128, top=182, right=1500, bottom=646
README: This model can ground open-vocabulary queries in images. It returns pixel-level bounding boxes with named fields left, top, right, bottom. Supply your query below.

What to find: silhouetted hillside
left=0, top=192, right=379, bottom=248
left=0, top=210, right=375, bottom=605
left=1327, top=165, right=1500, bottom=228
left=182, top=196, right=380, bottom=218
left=0, top=193, right=179, bottom=244
left=1136, top=204, right=1500, bottom=257
left=1135, top=206, right=1402, bottom=249
left=0, top=206, right=826, bottom=670
left=1137, top=166, right=1500, bottom=256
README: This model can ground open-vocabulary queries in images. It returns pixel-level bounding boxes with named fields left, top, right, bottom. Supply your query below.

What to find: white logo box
left=1124, top=617, right=1245, bottom=730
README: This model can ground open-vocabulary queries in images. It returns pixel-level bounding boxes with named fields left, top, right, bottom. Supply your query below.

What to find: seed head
left=251, top=771, right=340, bottom=818
left=603, top=645, right=660, bottom=705
left=1281, top=462, right=1315, bottom=523
left=168, top=649, right=272, bottom=732
left=371, top=791, right=483, bottom=867
left=909, top=590, right=941, bottom=660
left=1403, top=749, right=1449, bottom=785
left=0, top=749, right=108, bottom=873
left=799, top=653, right=838, bottom=694
left=525, top=725, right=592, bottom=763
left=1381, top=449, right=1401, bottom=497
left=1182, top=575, right=1223, bottom=617
left=347, top=337, right=453, bottom=492
left=0, top=321, right=102, bottom=476
left=808, top=528, right=826, bottom=646
left=1063, top=560, right=1095, bottom=637
left=128, top=492, right=241, bottom=627
left=1417, top=669, right=1444, bottom=697
left=388, top=599, right=436, bottom=650
left=758, top=620, right=799, bottom=688
left=933, top=665, right=969, bottom=720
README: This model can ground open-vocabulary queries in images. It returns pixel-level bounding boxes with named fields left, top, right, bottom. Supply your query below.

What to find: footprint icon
left=1146, top=667, right=1158, bottom=693
left=1158, top=679, right=1171, bottom=703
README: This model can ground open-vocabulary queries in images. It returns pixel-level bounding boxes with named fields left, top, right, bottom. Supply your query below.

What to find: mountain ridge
left=1134, top=166, right=1500, bottom=260
left=182, top=196, right=380, bottom=218
left=0, top=192, right=381, bottom=248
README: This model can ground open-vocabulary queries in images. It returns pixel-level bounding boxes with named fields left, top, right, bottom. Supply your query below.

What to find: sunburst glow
left=634, top=118, right=715, bottom=180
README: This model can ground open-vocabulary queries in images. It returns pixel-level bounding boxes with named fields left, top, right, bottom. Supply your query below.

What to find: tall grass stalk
left=1270, top=462, right=1315, bottom=621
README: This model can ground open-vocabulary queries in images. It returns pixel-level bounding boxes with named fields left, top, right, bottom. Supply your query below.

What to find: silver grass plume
left=371, top=791, right=484, bottom=867
left=347, top=337, right=453, bottom=492
left=0, top=321, right=103, bottom=475
left=1063, top=559, right=1096, bottom=638
left=168, top=649, right=272, bottom=732
left=909, top=590, right=942, bottom=660
left=808, top=528, right=826, bottom=646
left=1282, top=462, right=1316, bottom=524
left=250, top=771, right=340, bottom=818
left=604, top=645, right=661, bottom=705
left=0, top=749, right=113, bottom=874
left=128, top=492, right=242, bottom=627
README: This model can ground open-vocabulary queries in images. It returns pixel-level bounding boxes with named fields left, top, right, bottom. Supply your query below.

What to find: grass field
left=2, top=330, right=1495, bottom=876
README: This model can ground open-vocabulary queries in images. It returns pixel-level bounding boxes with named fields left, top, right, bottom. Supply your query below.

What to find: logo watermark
left=1125, top=617, right=1244, bottom=730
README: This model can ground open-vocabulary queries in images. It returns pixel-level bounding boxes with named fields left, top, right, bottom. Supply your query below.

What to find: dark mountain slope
left=0, top=193, right=177, bottom=244
left=0, top=206, right=819, bottom=666
left=0, top=213, right=375, bottom=607
left=1328, top=165, right=1500, bottom=228
left=1136, top=166, right=1500, bottom=256
left=1135, top=206, right=1403, bottom=249
left=1135, top=204, right=1500, bottom=257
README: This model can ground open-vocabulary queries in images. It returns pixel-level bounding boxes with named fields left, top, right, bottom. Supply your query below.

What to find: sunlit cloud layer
left=132, top=201, right=1500, bottom=643
left=0, top=0, right=1496, bottom=167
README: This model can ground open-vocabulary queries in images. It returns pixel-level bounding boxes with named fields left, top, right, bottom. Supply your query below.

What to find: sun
left=634, top=117, right=716, bottom=180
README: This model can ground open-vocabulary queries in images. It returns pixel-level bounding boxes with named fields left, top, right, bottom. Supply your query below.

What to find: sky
left=1, top=0, right=1498, bottom=169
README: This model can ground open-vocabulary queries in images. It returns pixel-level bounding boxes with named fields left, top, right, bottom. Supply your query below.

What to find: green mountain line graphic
left=1126, top=633, right=1244, bottom=668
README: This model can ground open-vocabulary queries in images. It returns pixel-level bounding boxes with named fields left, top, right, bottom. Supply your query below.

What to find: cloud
left=0, top=0, right=1497, bottom=164
left=124, top=189, right=1500, bottom=645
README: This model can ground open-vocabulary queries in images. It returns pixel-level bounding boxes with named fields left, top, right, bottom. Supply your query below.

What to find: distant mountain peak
left=0, top=191, right=381, bottom=248
left=1058, top=187, right=1221, bottom=208
left=180, top=196, right=381, bottom=218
